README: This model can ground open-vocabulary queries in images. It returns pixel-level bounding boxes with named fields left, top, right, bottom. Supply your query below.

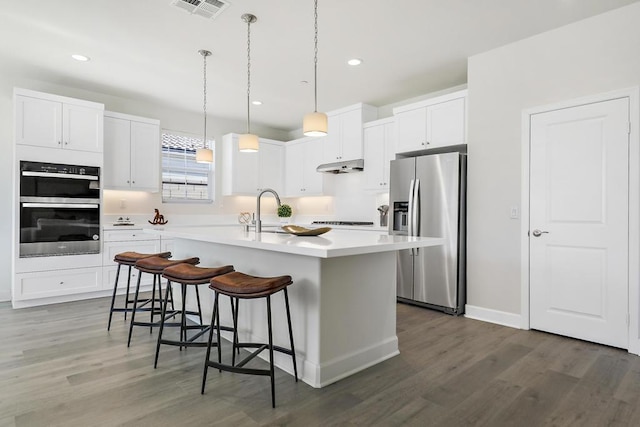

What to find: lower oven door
left=20, top=201, right=100, bottom=257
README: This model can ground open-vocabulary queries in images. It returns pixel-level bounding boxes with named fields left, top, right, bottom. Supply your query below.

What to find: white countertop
left=145, top=225, right=443, bottom=258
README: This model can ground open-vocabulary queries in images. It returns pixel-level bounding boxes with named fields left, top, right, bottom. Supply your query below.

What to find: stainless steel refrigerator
left=389, top=151, right=466, bottom=315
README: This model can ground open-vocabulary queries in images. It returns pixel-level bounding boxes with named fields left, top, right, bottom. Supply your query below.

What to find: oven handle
left=21, top=171, right=99, bottom=181
left=22, top=203, right=99, bottom=209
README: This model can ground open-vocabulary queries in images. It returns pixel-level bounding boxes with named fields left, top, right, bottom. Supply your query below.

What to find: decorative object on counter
left=377, top=204, right=389, bottom=227
left=149, top=209, right=168, bottom=225
left=196, top=49, right=213, bottom=164
left=281, top=225, right=331, bottom=236
left=302, top=0, right=328, bottom=137
left=277, top=204, right=293, bottom=223
left=237, top=212, right=251, bottom=224
left=114, top=217, right=135, bottom=226
left=238, top=13, right=259, bottom=152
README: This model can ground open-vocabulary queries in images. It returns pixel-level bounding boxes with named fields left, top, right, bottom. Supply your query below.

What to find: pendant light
left=196, top=49, right=213, bottom=163
left=303, top=0, right=328, bottom=137
left=238, top=13, right=259, bottom=152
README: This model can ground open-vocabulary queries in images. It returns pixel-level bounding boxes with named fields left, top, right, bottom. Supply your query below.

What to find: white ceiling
left=1, top=0, right=638, bottom=132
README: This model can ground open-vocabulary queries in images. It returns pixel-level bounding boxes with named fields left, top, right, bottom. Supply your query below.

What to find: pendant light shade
left=238, top=133, right=259, bottom=152
left=303, top=111, right=328, bottom=137
left=240, top=13, right=259, bottom=152
left=195, top=147, right=213, bottom=163
left=197, top=49, right=213, bottom=163
left=303, top=0, right=327, bottom=137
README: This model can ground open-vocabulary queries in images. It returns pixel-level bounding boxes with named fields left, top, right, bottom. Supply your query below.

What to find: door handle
left=531, top=229, right=549, bottom=237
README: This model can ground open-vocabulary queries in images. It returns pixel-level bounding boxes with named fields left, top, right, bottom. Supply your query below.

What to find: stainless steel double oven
left=19, top=161, right=101, bottom=257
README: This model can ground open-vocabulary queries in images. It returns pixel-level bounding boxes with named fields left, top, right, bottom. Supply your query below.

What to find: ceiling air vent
left=170, top=0, right=231, bottom=20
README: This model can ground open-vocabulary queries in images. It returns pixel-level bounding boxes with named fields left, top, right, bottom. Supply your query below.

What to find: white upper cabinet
left=285, top=137, right=323, bottom=197
left=363, top=118, right=396, bottom=192
left=103, top=111, right=160, bottom=192
left=393, top=90, right=467, bottom=153
left=14, top=88, right=104, bottom=153
left=222, top=133, right=284, bottom=196
left=323, top=103, right=378, bottom=163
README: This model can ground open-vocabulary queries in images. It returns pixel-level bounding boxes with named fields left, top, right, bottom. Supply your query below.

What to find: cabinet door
left=285, top=142, right=305, bottom=197
left=323, top=114, right=341, bottom=162
left=223, top=135, right=259, bottom=196
left=426, top=97, right=466, bottom=147
left=364, top=125, right=386, bottom=190
left=339, top=108, right=364, bottom=161
left=304, top=140, right=324, bottom=194
left=15, top=95, right=62, bottom=148
left=259, top=142, right=283, bottom=194
left=63, top=103, right=103, bottom=152
left=382, top=122, right=396, bottom=188
left=104, top=116, right=132, bottom=189
left=130, top=121, right=160, bottom=191
left=395, top=107, right=427, bottom=153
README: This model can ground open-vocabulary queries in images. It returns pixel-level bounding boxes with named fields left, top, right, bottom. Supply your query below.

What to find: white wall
left=466, top=2, right=640, bottom=315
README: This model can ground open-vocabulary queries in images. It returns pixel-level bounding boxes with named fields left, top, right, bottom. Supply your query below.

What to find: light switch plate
left=510, top=206, right=519, bottom=219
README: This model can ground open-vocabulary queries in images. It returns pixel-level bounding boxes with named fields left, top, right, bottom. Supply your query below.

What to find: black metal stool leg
left=232, top=297, right=240, bottom=366
left=154, top=279, right=172, bottom=368
left=267, top=295, right=276, bottom=408
left=284, top=288, right=298, bottom=381
left=107, top=263, right=122, bottom=331
left=195, top=285, right=203, bottom=326
left=150, top=274, right=159, bottom=334
left=127, top=272, right=143, bottom=347
left=201, top=294, right=219, bottom=395
left=168, top=283, right=175, bottom=311
left=216, top=292, right=222, bottom=370
left=124, top=265, right=133, bottom=321
left=180, top=283, right=187, bottom=351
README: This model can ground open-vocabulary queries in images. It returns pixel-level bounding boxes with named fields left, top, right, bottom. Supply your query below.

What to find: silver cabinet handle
left=532, top=229, right=549, bottom=237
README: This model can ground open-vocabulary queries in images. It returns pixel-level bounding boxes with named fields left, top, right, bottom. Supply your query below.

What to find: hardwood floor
left=2, top=297, right=640, bottom=426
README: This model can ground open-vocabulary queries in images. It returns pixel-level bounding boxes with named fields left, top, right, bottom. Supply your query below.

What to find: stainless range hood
left=316, top=158, right=364, bottom=174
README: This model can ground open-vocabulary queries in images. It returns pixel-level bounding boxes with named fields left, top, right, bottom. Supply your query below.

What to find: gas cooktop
left=311, top=221, right=374, bottom=226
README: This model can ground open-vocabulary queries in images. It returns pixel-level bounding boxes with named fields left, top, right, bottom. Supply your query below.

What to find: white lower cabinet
left=14, top=267, right=102, bottom=301
left=102, top=229, right=161, bottom=290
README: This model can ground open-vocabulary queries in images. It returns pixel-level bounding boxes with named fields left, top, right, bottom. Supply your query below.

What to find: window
left=161, top=131, right=214, bottom=202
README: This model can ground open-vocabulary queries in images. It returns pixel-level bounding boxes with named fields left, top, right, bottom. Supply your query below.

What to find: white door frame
left=520, top=87, right=640, bottom=354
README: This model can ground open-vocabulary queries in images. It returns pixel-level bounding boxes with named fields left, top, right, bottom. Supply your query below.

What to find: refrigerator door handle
left=408, top=179, right=415, bottom=237
left=413, top=179, right=420, bottom=236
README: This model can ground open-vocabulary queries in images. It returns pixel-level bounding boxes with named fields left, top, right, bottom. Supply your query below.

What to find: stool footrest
left=206, top=360, right=271, bottom=377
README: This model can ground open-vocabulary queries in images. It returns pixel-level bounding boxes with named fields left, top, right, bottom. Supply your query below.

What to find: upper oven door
left=20, top=161, right=100, bottom=200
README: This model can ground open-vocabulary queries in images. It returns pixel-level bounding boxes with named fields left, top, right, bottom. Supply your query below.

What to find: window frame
left=161, top=129, right=214, bottom=203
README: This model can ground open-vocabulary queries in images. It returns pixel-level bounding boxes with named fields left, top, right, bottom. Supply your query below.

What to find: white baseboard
left=0, top=291, right=11, bottom=303
left=464, top=304, right=522, bottom=329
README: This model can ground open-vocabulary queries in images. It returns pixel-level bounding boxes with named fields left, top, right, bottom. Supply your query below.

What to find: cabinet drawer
left=15, top=268, right=101, bottom=300
left=103, top=240, right=163, bottom=266
left=103, top=229, right=158, bottom=242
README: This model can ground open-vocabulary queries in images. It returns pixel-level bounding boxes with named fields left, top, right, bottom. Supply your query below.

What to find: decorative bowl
left=281, top=225, right=332, bottom=236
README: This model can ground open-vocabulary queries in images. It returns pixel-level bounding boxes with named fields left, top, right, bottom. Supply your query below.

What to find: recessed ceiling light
left=71, top=54, right=90, bottom=62
left=300, top=80, right=309, bottom=84
left=252, top=100, right=262, bottom=106
left=347, top=58, right=362, bottom=66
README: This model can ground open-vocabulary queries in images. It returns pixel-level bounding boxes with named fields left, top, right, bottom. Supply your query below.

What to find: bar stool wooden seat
left=154, top=263, right=235, bottom=368
left=107, top=251, right=171, bottom=331
left=202, top=271, right=298, bottom=408
left=127, top=256, right=200, bottom=346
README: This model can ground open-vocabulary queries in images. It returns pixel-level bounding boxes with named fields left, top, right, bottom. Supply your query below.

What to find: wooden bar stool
left=154, top=263, right=235, bottom=368
left=107, top=251, right=171, bottom=331
left=202, top=271, right=298, bottom=408
left=127, top=256, right=200, bottom=346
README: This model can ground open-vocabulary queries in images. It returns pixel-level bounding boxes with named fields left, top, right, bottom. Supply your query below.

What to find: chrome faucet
left=255, top=188, right=281, bottom=233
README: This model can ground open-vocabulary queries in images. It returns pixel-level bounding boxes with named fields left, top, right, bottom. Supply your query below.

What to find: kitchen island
left=146, top=225, right=443, bottom=388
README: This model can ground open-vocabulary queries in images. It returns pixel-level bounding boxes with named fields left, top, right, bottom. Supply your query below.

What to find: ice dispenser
left=393, top=201, right=408, bottom=232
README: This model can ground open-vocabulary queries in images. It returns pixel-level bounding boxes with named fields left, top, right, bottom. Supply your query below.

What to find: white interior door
left=529, top=97, right=630, bottom=349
